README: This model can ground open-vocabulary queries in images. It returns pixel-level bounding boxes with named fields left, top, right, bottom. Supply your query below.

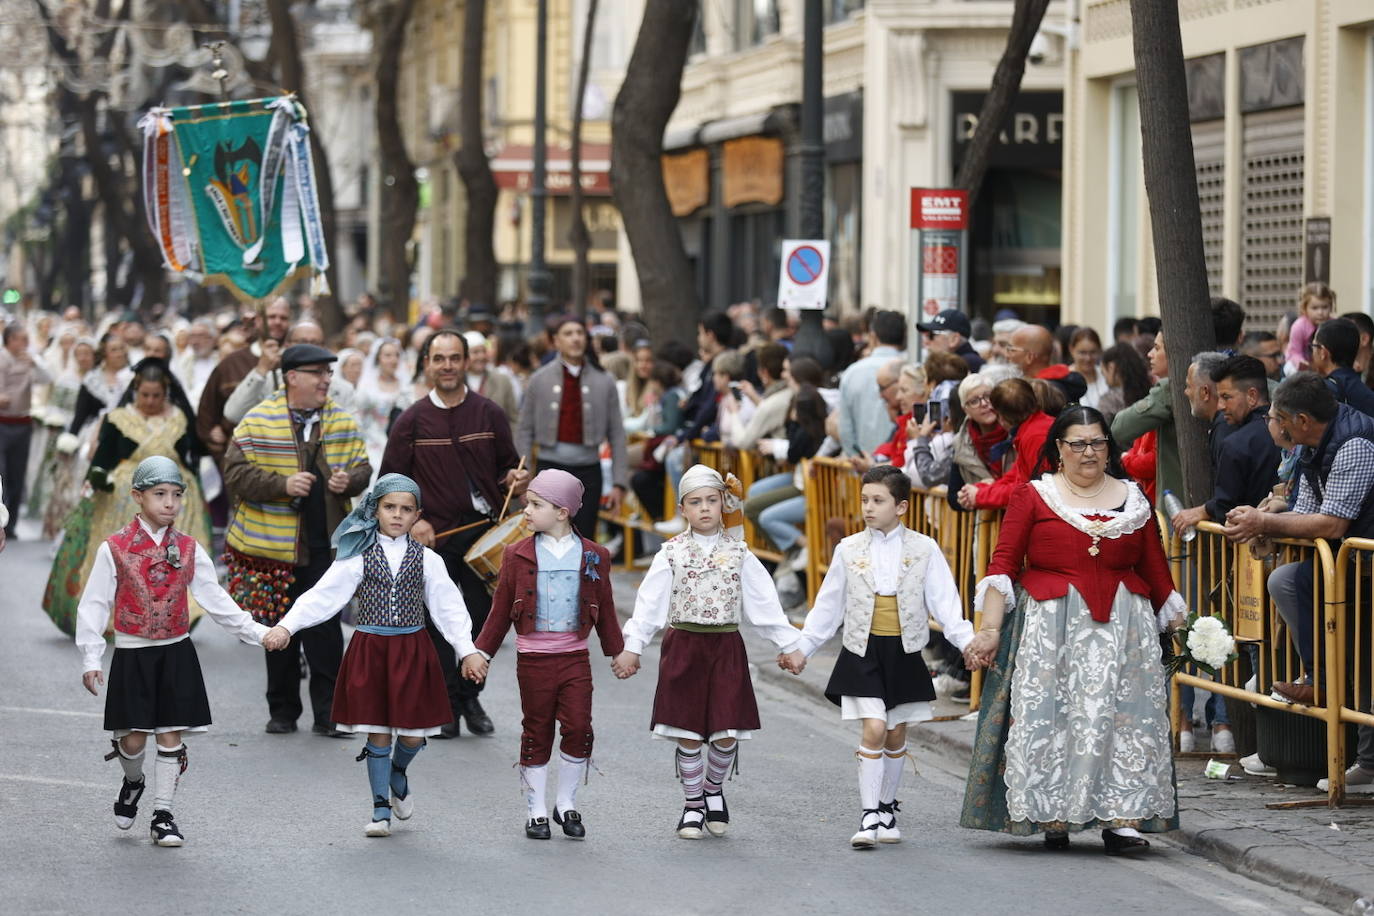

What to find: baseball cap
left=917, top=309, right=972, bottom=338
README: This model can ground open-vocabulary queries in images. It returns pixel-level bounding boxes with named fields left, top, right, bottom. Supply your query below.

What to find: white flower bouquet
left=1165, top=613, right=1239, bottom=677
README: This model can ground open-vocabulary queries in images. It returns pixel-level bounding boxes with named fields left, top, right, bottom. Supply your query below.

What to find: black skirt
left=824, top=635, right=935, bottom=709
left=103, top=639, right=212, bottom=732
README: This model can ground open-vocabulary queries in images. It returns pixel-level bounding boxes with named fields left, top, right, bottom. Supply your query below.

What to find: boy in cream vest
left=780, top=465, right=974, bottom=849
left=614, top=464, right=800, bottom=840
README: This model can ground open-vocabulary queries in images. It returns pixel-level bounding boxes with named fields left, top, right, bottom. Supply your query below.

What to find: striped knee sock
left=676, top=747, right=705, bottom=806
left=704, top=742, right=737, bottom=793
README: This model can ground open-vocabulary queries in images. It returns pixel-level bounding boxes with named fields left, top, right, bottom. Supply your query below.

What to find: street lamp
left=526, top=0, right=552, bottom=336
left=791, top=0, right=833, bottom=369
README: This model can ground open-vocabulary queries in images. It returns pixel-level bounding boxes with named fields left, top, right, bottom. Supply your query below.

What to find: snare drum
left=464, top=514, right=531, bottom=593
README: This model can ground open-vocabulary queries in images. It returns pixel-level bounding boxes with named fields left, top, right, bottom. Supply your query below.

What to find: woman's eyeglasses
left=1060, top=437, right=1110, bottom=453
left=964, top=394, right=991, bottom=407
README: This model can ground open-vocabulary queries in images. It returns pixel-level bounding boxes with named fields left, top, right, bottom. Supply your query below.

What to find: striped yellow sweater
left=226, top=393, right=368, bottom=563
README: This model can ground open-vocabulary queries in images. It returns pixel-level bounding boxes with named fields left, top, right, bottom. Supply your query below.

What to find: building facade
left=395, top=0, right=632, bottom=310
left=1064, top=0, right=1374, bottom=334
left=648, top=0, right=1067, bottom=324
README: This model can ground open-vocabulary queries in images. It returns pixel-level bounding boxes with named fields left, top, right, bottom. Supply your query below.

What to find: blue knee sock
left=360, top=742, right=392, bottom=821
left=391, top=740, right=425, bottom=799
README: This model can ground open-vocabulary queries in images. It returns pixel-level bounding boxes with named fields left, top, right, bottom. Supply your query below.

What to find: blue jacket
left=1324, top=367, right=1374, bottom=419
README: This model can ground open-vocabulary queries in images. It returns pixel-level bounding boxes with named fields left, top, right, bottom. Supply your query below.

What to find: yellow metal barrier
left=1170, top=521, right=1349, bottom=807
left=1332, top=538, right=1374, bottom=808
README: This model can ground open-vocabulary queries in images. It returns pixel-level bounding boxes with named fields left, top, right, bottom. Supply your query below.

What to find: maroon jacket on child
left=474, top=534, right=625, bottom=657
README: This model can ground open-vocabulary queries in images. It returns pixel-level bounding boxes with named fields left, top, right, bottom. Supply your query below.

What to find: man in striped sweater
left=224, top=344, right=372, bottom=736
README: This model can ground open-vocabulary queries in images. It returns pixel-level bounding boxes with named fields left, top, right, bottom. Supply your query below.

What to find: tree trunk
left=370, top=0, right=420, bottom=323
left=266, top=0, right=344, bottom=332
left=610, top=1, right=700, bottom=344
left=567, top=0, right=599, bottom=318
left=455, top=0, right=499, bottom=311
left=1130, top=0, right=1216, bottom=504
left=952, top=0, right=1051, bottom=207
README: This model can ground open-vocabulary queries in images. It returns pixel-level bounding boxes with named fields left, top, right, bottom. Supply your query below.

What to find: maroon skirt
left=650, top=627, right=761, bottom=736
left=331, top=629, right=452, bottom=730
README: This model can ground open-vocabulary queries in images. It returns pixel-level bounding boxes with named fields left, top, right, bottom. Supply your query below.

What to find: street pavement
left=0, top=524, right=1337, bottom=915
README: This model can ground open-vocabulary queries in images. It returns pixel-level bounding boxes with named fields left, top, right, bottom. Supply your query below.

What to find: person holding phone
left=904, top=389, right=957, bottom=489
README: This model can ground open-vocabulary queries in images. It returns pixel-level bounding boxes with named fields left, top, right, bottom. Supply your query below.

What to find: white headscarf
left=359, top=336, right=402, bottom=391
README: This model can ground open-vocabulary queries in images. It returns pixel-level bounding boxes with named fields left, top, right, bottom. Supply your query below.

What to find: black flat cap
left=281, top=343, right=337, bottom=372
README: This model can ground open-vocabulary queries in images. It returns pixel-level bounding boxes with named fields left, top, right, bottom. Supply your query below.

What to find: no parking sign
left=777, top=239, right=830, bottom=310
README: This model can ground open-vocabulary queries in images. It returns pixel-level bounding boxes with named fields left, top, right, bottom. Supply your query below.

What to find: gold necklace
left=1059, top=473, right=1110, bottom=556
left=1059, top=471, right=1108, bottom=499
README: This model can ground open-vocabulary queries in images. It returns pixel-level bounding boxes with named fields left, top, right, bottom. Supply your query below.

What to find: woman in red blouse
left=958, top=405, right=1186, bottom=854
left=956, top=378, right=1054, bottom=510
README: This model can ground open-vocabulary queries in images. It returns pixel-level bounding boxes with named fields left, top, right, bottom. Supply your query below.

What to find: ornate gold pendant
left=1088, top=545, right=1100, bottom=557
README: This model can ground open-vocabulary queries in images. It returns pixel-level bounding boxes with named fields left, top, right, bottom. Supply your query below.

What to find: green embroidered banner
left=140, top=96, right=329, bottom=302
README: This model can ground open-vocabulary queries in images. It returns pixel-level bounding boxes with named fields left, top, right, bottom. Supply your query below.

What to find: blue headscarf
left=332, top=474, right=423, bottom=560
left=132, top=456, right=185, bottom=491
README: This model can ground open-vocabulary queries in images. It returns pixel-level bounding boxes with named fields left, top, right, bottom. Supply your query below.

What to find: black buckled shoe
left=1044, top=831, right=1070, bottom=850
left=459, top=699, right=494, bottom=736
left=553, top=808, right=586, bottom=839
left=525, top=816, right=552, bottom=840
left=703, top=791, right=729, bottom=837
left=113, top=777, right=145, bottom=830
left=265, top=719, right=297, bottom=734
left=1101, top=829, right=1150, bottom=856
left=149, top=809, right=184, bottom=847
left=677, top=800, right=706, bottom=840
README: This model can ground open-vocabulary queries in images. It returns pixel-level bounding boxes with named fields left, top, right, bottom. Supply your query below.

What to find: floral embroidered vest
left=662, top=531, right=749, bottom=626
left=108, top=519, right=197, bottom=640
left=835, top=528, right=933, bottom=655
left=355, top=537, right=427, bottom=628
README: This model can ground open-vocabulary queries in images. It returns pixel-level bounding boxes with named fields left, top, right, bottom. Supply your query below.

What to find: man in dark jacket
left=918, top=309, right=984, bottom=372
left=1312, top=318, right=1374, bottom=418
left=1172, top=355, right=1281, bottom=532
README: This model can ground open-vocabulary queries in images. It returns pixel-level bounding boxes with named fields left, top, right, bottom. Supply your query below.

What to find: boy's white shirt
left=275, top=532, right=478, bottom=658
left=788, top=523, right=972, bottom=658
left=538, top=530, right=578, bottom=559
left=623, top=527, right=798, bottom=655
left=76, top=515, right=269, bottom=672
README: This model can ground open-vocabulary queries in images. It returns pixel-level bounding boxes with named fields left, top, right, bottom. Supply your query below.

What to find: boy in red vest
left=77, top=456, right=270, bottom=847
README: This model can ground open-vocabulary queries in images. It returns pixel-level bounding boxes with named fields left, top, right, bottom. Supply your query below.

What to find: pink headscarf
left=527, top=468, right=584, bottom=514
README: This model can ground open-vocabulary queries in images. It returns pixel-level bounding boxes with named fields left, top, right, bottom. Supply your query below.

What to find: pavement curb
left=755, top=660, right=1374, bottom=916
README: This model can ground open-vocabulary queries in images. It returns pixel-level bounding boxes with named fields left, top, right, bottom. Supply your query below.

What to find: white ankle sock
left=117, top=742, right=145, bottom=783
left=556, top=754, right=587, bottom=814
left=520, top=764, right=548, bottom=818
left=857, top=746, right=883, bottom=812
left=880, top=745, right=906, bottom=804
left=152, top=744, right=184, bottom=812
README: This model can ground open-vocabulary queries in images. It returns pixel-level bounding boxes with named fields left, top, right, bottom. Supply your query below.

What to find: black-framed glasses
left=1060, top=437, right=1110, bottom=453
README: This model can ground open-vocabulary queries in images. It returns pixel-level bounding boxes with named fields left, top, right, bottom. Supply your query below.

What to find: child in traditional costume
left=613, top=464, right=800, bottom=840
left=262, top=474, right=482, bottom=837
left=462, top=469, right=623, bottom=840
left=780, top=465, right=973, bottom=849
left=77, top=456, right=270, bottom=847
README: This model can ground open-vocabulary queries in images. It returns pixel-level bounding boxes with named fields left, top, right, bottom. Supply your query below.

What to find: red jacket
left=475, top=534, right=624, bottom=658
left=873, top=412, right=911, bottom=463
left=974, top=411, right=1055, bottom=509
left=987, top=481, right=1176, bottom=623
left=1121, top=429, right=1158, bottom=503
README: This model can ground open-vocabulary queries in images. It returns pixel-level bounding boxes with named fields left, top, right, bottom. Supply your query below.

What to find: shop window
left=825, top=162, right=862, bottom=315
left=826, top=0, right=864, bottom=23
left=1241, top=107, right=1305, bottom=331
left=734, top=0, right=780, bottom=51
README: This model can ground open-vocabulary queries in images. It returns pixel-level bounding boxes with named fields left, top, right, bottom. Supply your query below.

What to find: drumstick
left=433, top=456, right=527, bottom=540
left=498, top=456, right=527, bottom=520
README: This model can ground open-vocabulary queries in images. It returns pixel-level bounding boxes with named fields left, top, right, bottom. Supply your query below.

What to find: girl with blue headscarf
left=262, top=474, right=485, bottom=838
